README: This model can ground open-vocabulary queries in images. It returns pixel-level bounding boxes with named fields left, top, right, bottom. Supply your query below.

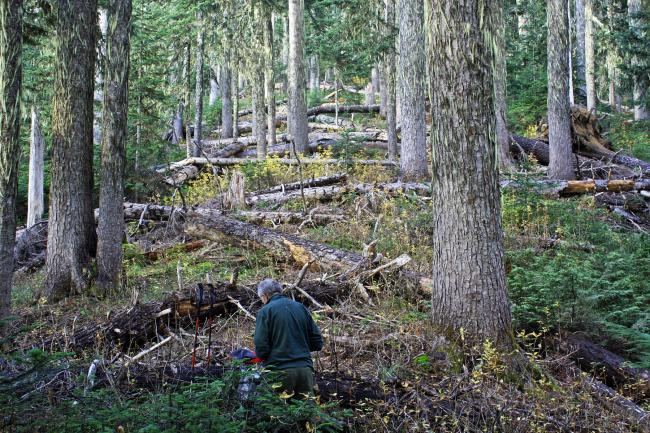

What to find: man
left=254, top=278, right=323, bottom=398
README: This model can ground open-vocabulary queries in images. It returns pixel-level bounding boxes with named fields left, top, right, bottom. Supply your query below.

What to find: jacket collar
left=268, top=293, right=284, bottom=304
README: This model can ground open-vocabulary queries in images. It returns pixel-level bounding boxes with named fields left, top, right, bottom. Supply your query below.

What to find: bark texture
left=427, top=0, right=512, bottom=344
left=0, top=0, right=22, bottom=321
left=288, top=0, right=309, bottom=154
left=495, top=0, right=512, bottom=168
left=384, top=0, right=398, bottom=161
left=27, top=106, right=44, bottom=228
left=585, top=0, right=596, bottom=111
left=184, top=41, right=192, bottom=155
left=575, top=0, right=586, bottom=88
left=252, top=5, right=267, bottom=159
left=45, top=0, right=98, bottom=300
left=97, top=0, right=131, bottom=292
left=547, top=0, right=576, bottom=180
left=628, top=0, right=649, bottom=120
left=398, top=0, right=428, bottom=180
left=192, top=15, right=204, bottom=157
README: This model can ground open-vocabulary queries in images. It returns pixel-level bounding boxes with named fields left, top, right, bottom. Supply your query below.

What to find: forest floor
left=2, top=97, right=650, bottom=432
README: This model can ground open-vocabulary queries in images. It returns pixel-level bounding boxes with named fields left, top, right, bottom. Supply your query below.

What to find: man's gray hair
left=257, top=278, right=283, bottom=297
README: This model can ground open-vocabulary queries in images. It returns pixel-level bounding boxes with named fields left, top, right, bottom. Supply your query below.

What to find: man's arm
left=254, top=309, right=271, bottom=359
left=306, top=310, right=323, bottom=352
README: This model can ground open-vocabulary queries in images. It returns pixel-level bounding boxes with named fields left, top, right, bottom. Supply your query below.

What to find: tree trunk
left=427, top=0, right=513, bottom=344
left=209, top=67, right=218, bottom=106
left=568, top=0, right=575, bottom=106
left=221, top=53, right=233, bottom=139
left=371, top=66, right=379, bottom=101
left=0, top=0, right=22, bottom=321
left=45, top=0, right=98, bottom=300
left=585, top=0, right=596, bottom=111
left=575, top=0, right=586, bottom=90
left=398, top=0, right=428, bottom=180
left=192, top=15, right=204, bottom=158
left=27, top=106, right=44, bottom=228
left=384, top=0, right=397, bottom=161
left=94, top=8, right=108, bottom=146
left=264, top=10, right=277, bottom=147
left=628, top=0, right=649, bottom=120
left=97, top=0, right=131, bottom=292
left=172, top=102, right=183, bottom=145
left=547, top=0, right=576, bottom=180
left=233, top=68, right=239, bottom=139
left=252, top=5, right=267, bottom=159
left=379, top=64, right=387, bottom=116
left=495, top=0, right=512, bottom=169
left=516, top=0, right=528, bottom=35
left=288, top=0, right=309, bottom=154
left=184, top=41, right=192, bottom=155
left=309, top=54, right=319, bottom=93
left=606, top=0, right=618, bottom=112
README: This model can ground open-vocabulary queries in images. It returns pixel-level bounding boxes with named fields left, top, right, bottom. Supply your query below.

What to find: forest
left=0, top=0, right=649, bottom=431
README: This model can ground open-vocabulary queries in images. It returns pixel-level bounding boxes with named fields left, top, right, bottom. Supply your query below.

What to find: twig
left=124, top=336, right=173, bottom=367
left=227, top=296, right=256, bottom=321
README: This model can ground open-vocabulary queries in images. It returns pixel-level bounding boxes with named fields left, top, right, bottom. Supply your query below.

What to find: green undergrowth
left=608, top=114, right=650, bottom=162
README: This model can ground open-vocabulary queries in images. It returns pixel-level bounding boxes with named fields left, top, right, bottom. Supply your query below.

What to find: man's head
left=257, top=278, right=283, bottom=304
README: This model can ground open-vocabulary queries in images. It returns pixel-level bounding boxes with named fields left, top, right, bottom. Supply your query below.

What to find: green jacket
left=254, top=294, right=323, bottom=370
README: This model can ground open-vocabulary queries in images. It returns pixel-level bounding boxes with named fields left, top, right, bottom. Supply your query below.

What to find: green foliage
left=503, top=189, right=650, bottom=367
left=608, top=114, right=650, bottom=162
left=2, top=368, right=348, bottom=433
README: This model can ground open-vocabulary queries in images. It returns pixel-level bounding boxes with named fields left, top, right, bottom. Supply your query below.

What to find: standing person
left=254, top=278, right=323, bottom=398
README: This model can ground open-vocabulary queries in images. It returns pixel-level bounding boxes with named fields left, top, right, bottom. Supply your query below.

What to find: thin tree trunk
left=398, top=0, right=428, bottom=179
left=45, top=0, right=98, bottom=300
left=233, top=68, right=239, bottom=139
left=548, top=0, right=576, bottom=180
left=426, top=0, right=512, bottom=345
left=94, top=8, right=108, bottom=146
left=516, top=0, right=528, bottom=35
left=264, top=10, right=276, bottom=147
left=253, top=66, right=267, bottom=158
left=0, top=0, right=22, bottom=321
left=628, top=0, right=649, bottom=120
left=309, top=55, right=319, bottom=93
left=97, top=0, right=131, bottom=292
left=27, top=106, right=44, bottom=228
left=281, top=15, right=289, bottom=94
left=379, top=64, right=387, bottom=116
left=607, top=0, right=617, bottom=111
left=495, top=0, right=512, bottom=168
left=192, top=15, right=204, bottom=158
left=575, top=0, right=586, bottom=89
left=221, top=57, right=233, bottom=138
left=209, top=68, right=218, bottom=106
left=288, top=0, right=309, bottom=154
left=585, top=0, right=596, bottom=111
left=172, top=102, right=183, bottom=145
left=384, top=0, right=397, bottom=161
left=183, top=41, right=192, bottom=156
left=568, top=0, right=575, bottom=106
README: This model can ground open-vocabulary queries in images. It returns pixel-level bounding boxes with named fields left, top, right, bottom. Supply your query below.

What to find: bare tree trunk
left=264, top=10, right=276, bottom=147
left=568, top=0, right=575, bottom=106
left=516, top=0, right=528, bottom=35
left=97, top=0, right=131, bottom=292
left=585, top=0, right=596, bottom=111
left=0, top=0, right=22, bottom=321
left=288, top=0, right=309, bottom=154
left=27, top=106, right=44, bottom=228
left=209, top=68, right=218, bottom=106
left=426, top=0, right=512, bottom=345
left=309, top=54, right=319, bottom=93
left=192, top=14, right=204, bottom=158
left=281, top=15, right=289, bottom=94
left=172, top=102, right=183, bottom=145
left=94, top=8, right=108, bottom=146
left=606, top=0, right=618, bottom=112
left=379, top=64, right=387, bottom=116
left=628, top=0, right=649, bottom=120
left=384, top=0, right=397, bottom=161
left=221, top=56, right=233, bottom=139
left=495, top=0, right=512, bottom=168
left=252, top=67, right=267, bottom=158
left=45, top=0, right=98, bottom=300
left=398, top=0, right=428, bottom=180
left=233, top=68, right=239, bottom=139
left=548, top=0, right=576, bottom=180
left=575, top=0, right=586, bottom=89
left=183, top=41, right=192, bottom=156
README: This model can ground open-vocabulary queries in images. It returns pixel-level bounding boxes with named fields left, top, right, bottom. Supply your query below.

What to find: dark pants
left=278, top=367, right=315, bottom=399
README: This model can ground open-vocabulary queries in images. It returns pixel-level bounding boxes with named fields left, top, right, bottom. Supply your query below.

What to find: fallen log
left=160, top=157, right=397, bottom=172
left=560, top=333, right=650, bottom=400
left=184, top=209, right=434, bottom=294
left=247, top=182, right=431, bottom=206
left=500, top=178, right=650, bottom=197
left=237, top=211, right=345, bottom=225
left=250, top=173, right=348, bottom=196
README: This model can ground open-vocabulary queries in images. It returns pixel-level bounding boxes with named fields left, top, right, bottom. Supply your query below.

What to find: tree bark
left=427, top=0, right=513, bottom=344
left=547, top=0, right=576, bottom=180
left=384, top=0, right=398, bottom=161
left=97, top=0, right=131, bottom=292
left=264, top=10, right=276, bottom=147
left=209, top=67, right=218, bottom=106
left=27, top=106, right=44, bottom=228
left=606, top=0, right=618, bottom=112
left=288, top=0, right=309, bottom=154
left=371, top=66, right=379, bottom=104
left=0, top=0, right=22, bottom=322
left=379, top=64, right=387, bottom=116
left=45, top=0, right=97, bottom=300
left=628, top=0, right=649, bottom=120
left=221, top=53, right=233, bottom=139
left=516, top=0, right=528, bottom=35
left=192, top=14, right=204, bottom=158
left=585, top=0, right=596, bottom=111
left=184, top=41, right=192, bottom=155
left=398, top=0, right=428, bottom=180
left=309, top=54, right=319, bottom=93
left=575, top=0, right=586, bottom=89
left=252, top=5, right=267, bottom=159
left=495, top=0, right=512, bottom=169
left=232, top=68, right=239, bottom=138
left=172, top=102, right=183, bottom=145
